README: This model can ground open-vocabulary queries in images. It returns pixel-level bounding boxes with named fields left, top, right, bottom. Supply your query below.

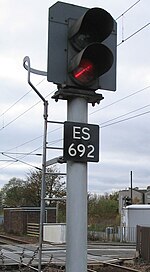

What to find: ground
left=93, top=263, right=150, bottom=271
left=1, top=230, right=150, bottom=272
left=125, top=262, right=150, bottom=272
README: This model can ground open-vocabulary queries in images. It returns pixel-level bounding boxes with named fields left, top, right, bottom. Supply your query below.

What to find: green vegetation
left=1, top=169, right=119, bottom=230
left=1, top=166, right=66, bottom=207
left=88, top=192, right=119, bottom=231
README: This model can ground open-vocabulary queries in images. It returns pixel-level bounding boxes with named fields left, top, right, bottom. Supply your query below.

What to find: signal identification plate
left=64, top=121, right=99, bottom=162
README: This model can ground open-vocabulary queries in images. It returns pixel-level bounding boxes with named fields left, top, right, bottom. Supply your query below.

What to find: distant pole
left=130, top=171, right=133, bottom=204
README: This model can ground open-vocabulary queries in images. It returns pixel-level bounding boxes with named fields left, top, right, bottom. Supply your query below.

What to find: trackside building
left=121, top=205, right=150, bottom=242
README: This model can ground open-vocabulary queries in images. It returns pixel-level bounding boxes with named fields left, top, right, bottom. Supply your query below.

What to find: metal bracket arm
left=23, top=56, right=47, bottom=104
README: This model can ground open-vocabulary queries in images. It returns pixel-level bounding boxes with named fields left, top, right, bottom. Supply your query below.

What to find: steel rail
left=88, top=261, right=142, bottom=272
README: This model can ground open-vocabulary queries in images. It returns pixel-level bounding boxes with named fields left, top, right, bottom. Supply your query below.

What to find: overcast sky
left=0, top=0, right=150, bottom=194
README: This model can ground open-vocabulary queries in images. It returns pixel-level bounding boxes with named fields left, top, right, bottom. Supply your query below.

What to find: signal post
left=66, top=97, right=88, bottom=272
left=47, top=2, right=117, bottom=272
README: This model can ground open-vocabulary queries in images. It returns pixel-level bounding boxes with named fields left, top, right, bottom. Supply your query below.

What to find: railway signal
left=124, top=196, right=132, bottom=206
left=46, top=3, right=118, bottom=272
left=47, top=2, right=117, bottom=93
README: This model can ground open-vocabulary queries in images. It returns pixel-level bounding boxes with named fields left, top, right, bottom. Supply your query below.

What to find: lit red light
left=73, top=59, right=95, bottom=84
left=74, top=64, right=93, bottom=79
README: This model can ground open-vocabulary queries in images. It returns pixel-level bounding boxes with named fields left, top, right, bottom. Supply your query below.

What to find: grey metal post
left=23, top=56, right=48, bottom=272
left=66, top=97, right=88, bottom=272
left=38, top=101, right=48, bottom=272
left=130, top=171, right=133, bottom=204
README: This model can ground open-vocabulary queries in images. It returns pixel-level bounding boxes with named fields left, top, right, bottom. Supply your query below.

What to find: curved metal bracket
left=23, top=56, right=47, bottom=77
left=23, top=56, right=47, bottom=103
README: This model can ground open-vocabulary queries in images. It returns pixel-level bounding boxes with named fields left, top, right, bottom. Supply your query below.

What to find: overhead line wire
left=0, top=145, right=43, bottom=170
left=100, top=104, right=150, bottom=126
left=117, top=22, right=150, bottom=46
left=1, top=153, right=41, bottom=171
left=0, top=136, right=63, bottom=171
left=2, top=104, right=149, bottom=171
left=0, top=78, right=46, bottom=118
left=0, top=90, right=31, bottom=118
left=3, top=126, right=62, bottom=153
left=2, top=84, right=149, bottom=158
left=0, top=89, right=55, bottom=131
left=0, top=152, right=42, bottom=156
left=90, top=85, right=150, bottom=115
left=4, top=135, right=44, bottom=152
left=116, top=0, right=141, bottom=20
left=115, top=1, right=149, bottom=46
left=0, top=100, right=41, bottom=131
left=3, top=105, right=149, bottom=171
left=100, top=109, right=150, bottom=128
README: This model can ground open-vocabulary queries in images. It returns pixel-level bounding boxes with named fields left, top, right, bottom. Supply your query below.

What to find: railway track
left=0, top=234, right=33, bottom=245
left=0, top=236, right=145, bottom=272
left=88, top=262, right=142, bottom=272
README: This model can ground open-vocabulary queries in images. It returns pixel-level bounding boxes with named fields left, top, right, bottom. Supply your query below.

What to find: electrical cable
left=0, top=90, right=31, bottom=118
left=117, top=22, right=150, bottom=46
left=0, top=89, right=55, bottom=131
left=0, top=145, right=43, bottom=170
left=100, top=109, right=150, bottom=128
left=0, top=137, right=63, bottom=171
left=4, top=135, right=44, bottom=153
left=4, top=83, right=149, bottom=154
left=116, top=0, right=141, bottom=20
left=100, top=104, right=150, bottom=126
left=1, top=153, right=41, bottom=171
left=2, top=104, right=149, bottom=172
left=90, top=85, right=150, bottom=115
left=0, top=100, right=41, bottom=131
left=0, top=78, right=46, bottom=118
left=1, top=83, right=149, bottom=169
left=3, top=126, right=62, bottom=154
left=0, top=152, right=42, bottom=156
left=3, top=103, right=150, bottom=171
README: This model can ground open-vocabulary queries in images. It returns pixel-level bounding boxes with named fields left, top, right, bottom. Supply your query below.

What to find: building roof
left=125, top=204, right=150, bottom=210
